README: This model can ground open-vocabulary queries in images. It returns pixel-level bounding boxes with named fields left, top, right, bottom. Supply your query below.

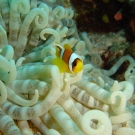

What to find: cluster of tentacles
left=0, top=0, right=135, bottom=135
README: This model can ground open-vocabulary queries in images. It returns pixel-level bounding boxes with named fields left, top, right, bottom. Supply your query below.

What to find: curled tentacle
left=23, top=45, right=55, bottom=63
left=64, top=8, right=74, bottom=19
left=9, top=0, right=30, bottom=48
left=9, top=79, right=49, bottom=96
left=125, top=63, right=135, bottom=84
left=38, top=3, right=49, bottom=15
left=110, top=91, right=126, bottom=114
left=101, top=56, right=134, bottom=76
left=61, top=19, right=74, bottom=27
left=61, top=37, right=77, bottom=48
left=40, top=28, right=61, bottom=43
left=10, top=0, right=30, bottom=14
left=41, top=46, right=56, bottom=60
left=14, top=8, right=48, bottom=59
left=16, top=57, right=25, bottom=67
left=110, top=81, right=121, bottom=93
left=119, top=81, right=134, bottom=100
left=56, top=25, right=68, bottom=38
left=52, top=6, right=65, bottom=20
left=66, top=27, right=76, bottom=36
left=1, top=45, right=14, bottom=60
left=7, top=86, right=39, bottom=106
left=81, top=110, right=112, bottom=135
left=1, top=65, right=61, bottom=120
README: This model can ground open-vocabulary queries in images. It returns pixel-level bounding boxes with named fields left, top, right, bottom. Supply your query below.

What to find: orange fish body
left=53, top=44, right=83, bottom=73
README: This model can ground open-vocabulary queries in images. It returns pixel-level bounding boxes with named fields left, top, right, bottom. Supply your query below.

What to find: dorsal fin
left=64, top=44, right=72, bottom=51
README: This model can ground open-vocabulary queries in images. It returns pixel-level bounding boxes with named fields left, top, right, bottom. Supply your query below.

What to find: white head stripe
left=60, top=48, right=65, bottom=59
left=54, top=44, right=65, bottom=59
left=69, top=53, right=80, bottom=72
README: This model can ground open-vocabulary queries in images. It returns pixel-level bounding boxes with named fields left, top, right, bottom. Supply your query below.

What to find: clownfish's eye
left=72, top=58, right=83, bottom=73
left=72, top=59, right=77, bottom=67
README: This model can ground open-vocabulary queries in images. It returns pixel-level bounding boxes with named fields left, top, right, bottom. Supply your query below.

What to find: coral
left=0, top=0, right=135, bottom=135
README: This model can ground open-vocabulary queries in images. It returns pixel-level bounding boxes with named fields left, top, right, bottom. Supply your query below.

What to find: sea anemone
left=0, top=0, right=135, bottom=135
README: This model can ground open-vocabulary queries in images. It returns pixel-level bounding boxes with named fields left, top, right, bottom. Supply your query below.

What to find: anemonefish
left=52, top=44, right=83, bottom=73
